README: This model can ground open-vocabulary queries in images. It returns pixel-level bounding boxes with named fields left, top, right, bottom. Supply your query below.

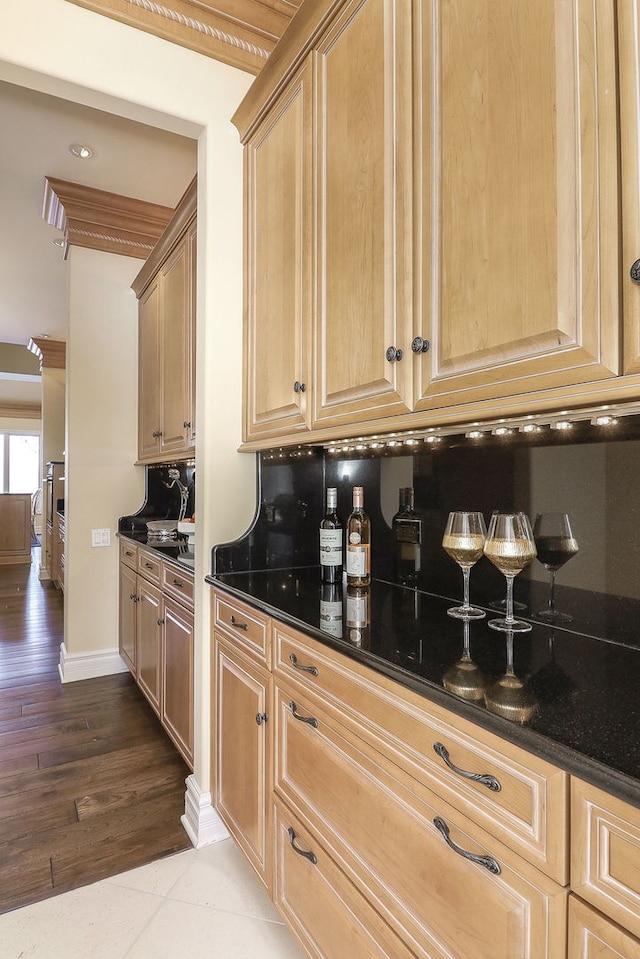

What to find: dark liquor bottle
left=392, top=487, right=421, bottom=584
left=319, top=487, right=343, bottom=583
left=346, top=486, right=371, bottom=586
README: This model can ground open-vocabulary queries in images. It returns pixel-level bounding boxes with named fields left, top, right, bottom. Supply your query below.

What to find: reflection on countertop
left=208, top=566, right=640, bottom=808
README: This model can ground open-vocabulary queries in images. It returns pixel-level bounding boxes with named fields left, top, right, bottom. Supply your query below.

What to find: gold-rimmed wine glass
left=533, top=512, right=578, bottom=624
left=483, top=512, right=536, bottom=632
left=442, top=511, right=487, bottom=619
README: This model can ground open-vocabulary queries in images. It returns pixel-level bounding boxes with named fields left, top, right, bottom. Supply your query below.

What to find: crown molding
left=28, top=338, right=67, bottom=370
left=63, top=0, right=302, bottom=75
left=42, top=177, right=175, bottom=260
left=0, top=403, right=41, bottom=420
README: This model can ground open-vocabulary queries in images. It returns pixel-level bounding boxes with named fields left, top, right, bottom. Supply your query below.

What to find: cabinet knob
left=293, top=380, right=306, bottom=393
left=631, top=260, right=640, bottom=283
left=385, top=346, right=404, bottom=362
left=157, top=618, right=165, bottom=626
left=152, top=430, right=163, bottom=438
left=255, top=712, right=268, bottom=726
left=411, top=336, right=431, bottom=354
left=183, top=421, right=191, bottom=429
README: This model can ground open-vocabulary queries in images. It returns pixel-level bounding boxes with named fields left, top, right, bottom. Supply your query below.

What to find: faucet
left=164, top=468, right=190, bottom=522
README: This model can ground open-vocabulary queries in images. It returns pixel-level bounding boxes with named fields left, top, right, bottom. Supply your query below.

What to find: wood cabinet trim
left=131, top=177, right=197, bottom=298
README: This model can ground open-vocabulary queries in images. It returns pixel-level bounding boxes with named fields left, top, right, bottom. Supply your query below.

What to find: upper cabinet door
left=244, top=60, right=313, bottom=443
left=312, top=0, right=413, bottom=430
left=138, top=279, right=162, bottom=461
left=160, top=238, right=192, bottom=456
left=414, top=0, right=620, bottom=411
left=619, top=0, right=640, bottom=374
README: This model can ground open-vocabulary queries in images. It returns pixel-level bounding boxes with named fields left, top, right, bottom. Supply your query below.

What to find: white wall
left=0, top=0, right=257, bottom=819
left=64, top=247, right=144, bottom=658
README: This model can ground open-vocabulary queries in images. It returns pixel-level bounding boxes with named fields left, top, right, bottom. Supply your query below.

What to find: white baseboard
left=58, top=642, right=129, bottom=683
left=181, top=774, right=230, bottom=848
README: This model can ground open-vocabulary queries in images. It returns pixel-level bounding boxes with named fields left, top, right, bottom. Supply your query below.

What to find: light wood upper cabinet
left=133, top=177, right=196, bottom=464
left=311, top=0, right=413, bottom=430
left=244, top=60, right=312, bottom=443
left=414, top=0, right=620, bottom=410
left=619, top=0, right=640, bottom=373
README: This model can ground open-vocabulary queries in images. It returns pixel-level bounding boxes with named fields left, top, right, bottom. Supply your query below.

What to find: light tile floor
left=0, top=838, right=307, bottom=959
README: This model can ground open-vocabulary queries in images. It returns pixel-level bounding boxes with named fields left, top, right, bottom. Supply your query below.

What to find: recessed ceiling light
left=69, top=143, right=94, bottom=159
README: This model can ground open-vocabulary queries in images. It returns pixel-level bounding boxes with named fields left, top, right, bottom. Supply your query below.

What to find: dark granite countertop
left=207, top=566, right=640, bottom=810
left=118, top=531, right=194, bottom=571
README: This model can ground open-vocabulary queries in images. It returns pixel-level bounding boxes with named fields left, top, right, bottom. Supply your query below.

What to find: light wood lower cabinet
left=568, top=896, right=640, bottom=959
left=275, top=682, right=566, bottom=959
left=213, top=635, right=272, bottom=891
left=137, top=578, right=162, bottom=715
left=211, top=588, right=571, bottom=959
left=162, top=597, right=194, bottom=766
left=572, top=778, right=640, bottom=944
left=273, top=798, right=416, bottom=959
left=213, top=588, right=640, bottom=959
left=118, top=541, right=194, bottom=767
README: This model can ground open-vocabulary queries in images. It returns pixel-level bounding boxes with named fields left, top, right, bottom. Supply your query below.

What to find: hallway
left=0, top=551, right=306, bottom=958
left=0, top=551, right=190, bottom=913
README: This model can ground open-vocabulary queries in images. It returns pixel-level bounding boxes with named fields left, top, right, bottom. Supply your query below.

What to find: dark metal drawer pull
left=433, top=817, right=501, bottom=875
left=255, top=712, right=268, bottom=726
left=288, top=701, right=318, bottom=728
left=229, top=615, right=248, bottom=630
left=289, top=652, right=318, bottom=676
left=433, top=742, right=501, bottom=792
left=287, top=827, right=317, bottom=864
left=144, top=562, right=154, bottom=569
left=172, top=578, right=184, bottom=588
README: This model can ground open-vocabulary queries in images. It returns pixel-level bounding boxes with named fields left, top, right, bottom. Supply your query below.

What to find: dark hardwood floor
left=0, top=550, right=191, bottom=914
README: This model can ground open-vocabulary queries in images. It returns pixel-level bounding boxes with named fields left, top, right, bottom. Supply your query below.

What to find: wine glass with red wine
left=533, top=512, right=579, bottom=624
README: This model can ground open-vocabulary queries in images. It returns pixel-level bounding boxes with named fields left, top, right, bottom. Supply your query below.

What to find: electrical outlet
left=91, top=528, right=111, bottom=547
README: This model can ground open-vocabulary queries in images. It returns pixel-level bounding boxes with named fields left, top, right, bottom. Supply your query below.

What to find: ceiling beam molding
left=63, top=0, right=302, bottom=75
left=0, top=403, right=41, bottom=420
left=42, top=177, right=175, bottom=260
left=28, top=338, right=67, bottom=371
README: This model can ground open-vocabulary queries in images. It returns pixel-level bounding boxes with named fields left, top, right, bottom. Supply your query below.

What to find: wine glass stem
left=505, top=575, right=516, bottom=625
left=505, top=631, right=515, bottom=676
left=462, top=566, right=471, bottom=610
left=547, top=570, right=557, bottom=613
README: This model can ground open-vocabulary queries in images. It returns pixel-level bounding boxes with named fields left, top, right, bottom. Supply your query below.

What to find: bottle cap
left=352, top=486, right=364, bottom=507
left=326, top=487, right=337, bottom=507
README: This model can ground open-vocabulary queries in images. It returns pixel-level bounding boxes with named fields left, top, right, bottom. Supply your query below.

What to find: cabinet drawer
left=138, top=549, right=161, bottom=585
left=119, top=539, right=138, bottom=570
left=213, top=590, right=270, bottom=666
left=274, top=623, right=568, bottom=883
left=162, top=562, right=194, bottom=610
left=274, top=684, right=567, bottom=959
left=572, top=778, right=640, bottom=940
left=568, top=895, right=640, bottom=959
left=273, top=797, right=416, bottom=959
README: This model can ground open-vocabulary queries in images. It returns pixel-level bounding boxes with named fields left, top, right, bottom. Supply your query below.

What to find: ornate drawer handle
left=287, top=827, right=317, bottom=864
left=433, top=742, right=501, bottom=792
left=288, top=701, right=318, bottom=728
left=230, top=615, right=248, bottom=631
left=433, top=817, right=501, bottom=875
left=289, top=652, right=318, bottom=676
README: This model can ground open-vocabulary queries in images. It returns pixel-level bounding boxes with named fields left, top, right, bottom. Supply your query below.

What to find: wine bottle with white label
left=320, top=487, right=343, bottom=583
left=346, top=486, right=371, bottom=587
